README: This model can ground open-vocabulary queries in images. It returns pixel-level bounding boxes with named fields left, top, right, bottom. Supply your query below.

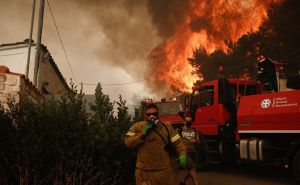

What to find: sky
left=0, top=0, right=163, bottom=107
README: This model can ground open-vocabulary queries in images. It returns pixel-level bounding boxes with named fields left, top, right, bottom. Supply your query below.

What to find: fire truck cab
left=155, top=98, right=184, bottom=128
left=190, top=79, right=261, bottom=135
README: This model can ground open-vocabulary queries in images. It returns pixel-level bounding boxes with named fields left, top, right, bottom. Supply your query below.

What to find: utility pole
left=26, top=0, right=36, bottom=78
left=33, top=0, right=45, bottom=86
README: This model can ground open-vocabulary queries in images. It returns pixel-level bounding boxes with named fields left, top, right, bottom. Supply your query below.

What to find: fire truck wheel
left=293, top=150, right=300, bottom=181
left=219, top=140, right=235, bottom=164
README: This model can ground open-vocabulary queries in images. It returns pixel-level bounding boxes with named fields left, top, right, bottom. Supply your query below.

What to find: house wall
left=38, top=50, right=68, bottom=95
left=20, top=78, right=44, bottom=104
left=0, top=71, right=44, bottom=109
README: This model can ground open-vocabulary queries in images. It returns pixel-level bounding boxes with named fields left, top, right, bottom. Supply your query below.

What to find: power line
left=46, top=0, right=77, bottom=82
left=81, top=79, right=146, bottom=86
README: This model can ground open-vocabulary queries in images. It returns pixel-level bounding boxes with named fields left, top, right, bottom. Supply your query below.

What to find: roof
left=0, top=39, right=69, bottom=91
left=0, top=65, right=23, bottom=76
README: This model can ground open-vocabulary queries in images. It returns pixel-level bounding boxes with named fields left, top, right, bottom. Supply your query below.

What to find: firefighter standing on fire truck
left=124, top=103, right=187, bottom=185
left=256, top=55, right=278, bottom=91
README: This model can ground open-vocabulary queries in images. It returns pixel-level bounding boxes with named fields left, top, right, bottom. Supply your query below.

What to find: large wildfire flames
left=148, top=0, right=283, bottom=95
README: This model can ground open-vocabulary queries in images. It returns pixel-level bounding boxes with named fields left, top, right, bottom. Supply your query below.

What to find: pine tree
left=116, top=95, right=131, bottom=126
left=89, top=83, right=115, bottom=124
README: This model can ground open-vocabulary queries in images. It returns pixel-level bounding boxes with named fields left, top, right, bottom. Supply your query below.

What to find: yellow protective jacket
left=124, top=121, right=187, bottom=170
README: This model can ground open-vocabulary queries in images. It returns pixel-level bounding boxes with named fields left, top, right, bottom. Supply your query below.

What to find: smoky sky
left=146, top=0, right=192, bottom=38
left=70, top=0, right=161, bottom=77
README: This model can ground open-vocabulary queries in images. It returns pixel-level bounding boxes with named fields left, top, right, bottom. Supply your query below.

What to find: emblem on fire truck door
left=261, top=99, right=271, bottom=108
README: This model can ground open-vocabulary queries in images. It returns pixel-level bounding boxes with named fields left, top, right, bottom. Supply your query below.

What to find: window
left=156, top=101, right=182, bottom=116
left=190, top=86, right=214, bottom=120
left=231, top=84, right=258, bottom=97
left=198, top=86, right=214, bottom=107
left=239, top=85, right=257, bottom=96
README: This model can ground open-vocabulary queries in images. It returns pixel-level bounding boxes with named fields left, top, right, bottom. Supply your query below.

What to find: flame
left=148, top=0, right=284, bottom=94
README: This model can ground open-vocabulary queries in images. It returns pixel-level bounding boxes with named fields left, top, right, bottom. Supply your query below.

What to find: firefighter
left=206, top=90, right=214, bottom=106
left=178, top=113, right=201, bottom=185
left=256, top=55, right=278, bottom=91
left=124, top=103, right=187, bottom=185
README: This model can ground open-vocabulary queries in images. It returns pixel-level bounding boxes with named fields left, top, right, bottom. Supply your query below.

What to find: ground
left=175, top=163, right=298, bottom=185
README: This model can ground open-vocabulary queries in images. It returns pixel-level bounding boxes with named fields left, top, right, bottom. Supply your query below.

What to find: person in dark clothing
left=256, top=55, right=278, bottom=92
left=178, top=114, right=201, bottom=185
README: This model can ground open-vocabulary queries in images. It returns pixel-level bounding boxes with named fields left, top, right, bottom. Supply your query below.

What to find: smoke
left=69, top=0, right=161, bottom=77
left=145, top=0, right=192, bottom=38
left=61, top=0, right=162, bottom=80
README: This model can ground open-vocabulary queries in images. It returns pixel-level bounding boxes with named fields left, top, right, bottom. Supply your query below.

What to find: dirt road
left=176, top=163, right=298, bottom=185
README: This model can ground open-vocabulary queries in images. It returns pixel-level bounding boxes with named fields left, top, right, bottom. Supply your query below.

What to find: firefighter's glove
left=178, top=155, right=188, bottom=169
left=143, top=122, right=153, bottom=135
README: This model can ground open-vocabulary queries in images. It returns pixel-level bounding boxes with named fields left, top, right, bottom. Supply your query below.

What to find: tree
left=89, top=83, right=114, bottom=124
left=0, top=83, right=136, bottom=185
left=116, top=95, right=131, bottom=125
left=132, top=100, right=148, bottom=122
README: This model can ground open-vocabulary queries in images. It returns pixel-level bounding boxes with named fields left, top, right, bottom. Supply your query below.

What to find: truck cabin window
left=190, top=86, right=214, bottom=120
left=156, top=101, right=182, bottom=116
left=230, top=84, right=258, bottom=97
left=198, top=86, right=214, bottom=107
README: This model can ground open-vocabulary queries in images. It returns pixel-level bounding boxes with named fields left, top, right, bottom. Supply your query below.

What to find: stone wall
left=0, top=73, right=20, bottom=109
left=0, top=66, right=43, bottom=109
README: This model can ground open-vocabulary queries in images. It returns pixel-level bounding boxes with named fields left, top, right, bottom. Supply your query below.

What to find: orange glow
left=148, top=0, right=284, bottom=94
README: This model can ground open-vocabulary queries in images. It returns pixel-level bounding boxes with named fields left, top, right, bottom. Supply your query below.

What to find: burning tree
left=146, top=0, right=300, bottom=94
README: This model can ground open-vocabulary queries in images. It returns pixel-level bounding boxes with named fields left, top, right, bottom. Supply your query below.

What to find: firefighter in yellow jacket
left=124, top=103, right=187, bottom=185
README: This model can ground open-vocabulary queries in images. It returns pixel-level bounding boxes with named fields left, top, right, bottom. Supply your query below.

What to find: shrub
left=0, top=84, right=135, bottom=185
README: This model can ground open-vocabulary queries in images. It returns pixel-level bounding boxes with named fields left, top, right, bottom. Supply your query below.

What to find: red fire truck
left=188, top=69, right=300, bottom=178
left=155, top=98, right=184, bottom=127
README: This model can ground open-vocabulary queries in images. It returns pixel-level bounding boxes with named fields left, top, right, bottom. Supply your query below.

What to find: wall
left=38, top=49, right=69, bottom=95
left=0, top=69, right=43, bottom=109
left=0, top=72, right=21, bottom=109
